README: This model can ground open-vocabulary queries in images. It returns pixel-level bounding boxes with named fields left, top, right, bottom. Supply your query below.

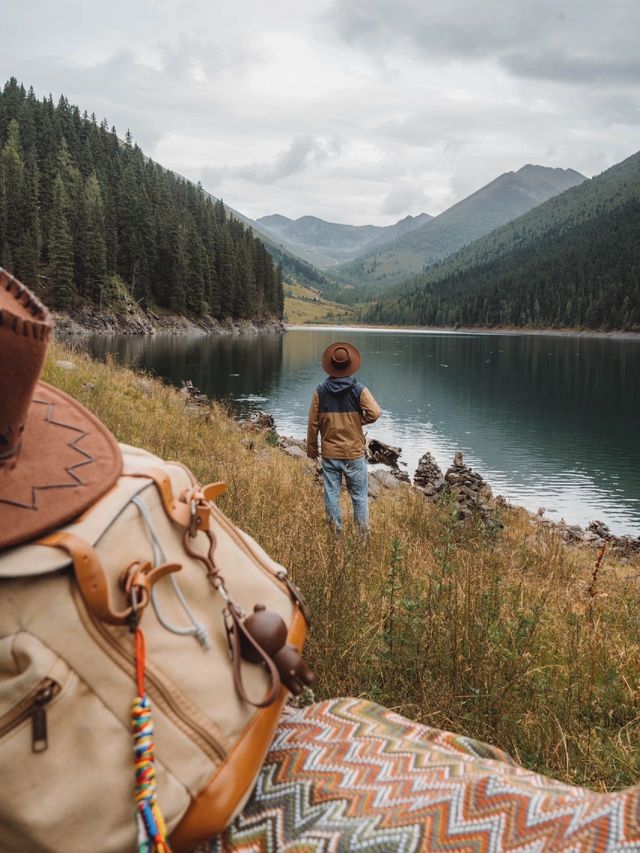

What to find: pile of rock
left=253, top=410, right=638, bottom=547
left=413, top=452, right=447, bottom=501
left=613, top=534, right=640, bottom=556
left=179, top=380, right=209, bottom=406
left=237, top=409, right=276, bottom=432
left=252, top=411, right=275, bottom=430
left=588, top=520, right=610, bottom=541
left=444, top=451, right=492, bottom=521
left=534, top=514, right=640, bottom=555
left=365, top=438, right=411, bottom=488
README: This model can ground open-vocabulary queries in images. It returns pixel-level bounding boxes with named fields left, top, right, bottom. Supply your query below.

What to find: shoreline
left=267, top=431, right=640, bottom=554
left=49, top=310, right=640, bottom=342
left=53, top=306, right=285, bottom=337
left=287, top=322, right=640, bottom=341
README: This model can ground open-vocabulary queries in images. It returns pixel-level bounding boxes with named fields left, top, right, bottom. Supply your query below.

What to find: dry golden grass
left=283, top=281, right=353, bottom=324
left=285, top=282, right=322, bottom=299
left=44, top=341, right=640, bottom=791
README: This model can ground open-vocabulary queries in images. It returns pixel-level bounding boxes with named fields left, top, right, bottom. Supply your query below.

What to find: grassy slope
left=284, top=281, right=354, bottom=324
left=45, top=343, right=640, bottom=791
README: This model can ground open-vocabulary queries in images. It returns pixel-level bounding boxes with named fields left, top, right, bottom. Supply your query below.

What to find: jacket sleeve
left=306, top=390, right=320, bottom=458
left=359, top=387, right=381, bottom=425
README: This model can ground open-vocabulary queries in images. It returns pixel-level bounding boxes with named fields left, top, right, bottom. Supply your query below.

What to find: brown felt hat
left=0, top=269, right=122, bottom=550
left=322, top=341, right=361, bottom=378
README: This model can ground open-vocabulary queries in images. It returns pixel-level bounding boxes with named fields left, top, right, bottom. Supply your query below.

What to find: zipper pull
left=31, top=679, right=60, bottom=753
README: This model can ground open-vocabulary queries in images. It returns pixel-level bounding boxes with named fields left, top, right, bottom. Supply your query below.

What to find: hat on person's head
left=322, top=341, right=361, bottom=378
left=0, top=269, right=122, bottom=550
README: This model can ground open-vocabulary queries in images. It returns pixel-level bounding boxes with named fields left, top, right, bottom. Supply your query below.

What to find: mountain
left=362, top=150, right=640, bottom=331
left=208, top=202, right=335, bottom=294
left=255, top=212, right=433, bottom=268
left=335, top=165, right=586, bottom=293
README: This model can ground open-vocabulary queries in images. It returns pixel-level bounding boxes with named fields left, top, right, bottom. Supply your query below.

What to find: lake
left=79, top=326, right=640, bottom=536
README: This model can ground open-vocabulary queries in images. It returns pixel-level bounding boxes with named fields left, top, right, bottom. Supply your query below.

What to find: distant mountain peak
left=398, top=212, right=431, bottom=224
left=516, top=163, right=587, bottom=181
left=254, top=210, right=434, bottom=268
left=256, top=213, right=293, bottom=227
left=333, top=162, right=586, bottom=290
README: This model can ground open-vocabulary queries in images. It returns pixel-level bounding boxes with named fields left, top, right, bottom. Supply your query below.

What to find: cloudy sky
left=2, top=0, right=639, bottom=224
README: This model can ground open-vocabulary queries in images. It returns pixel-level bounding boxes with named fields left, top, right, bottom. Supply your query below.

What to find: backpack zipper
left=0, top=677, right=61, bottom=752
left=71, top=583, right=226, bottom=763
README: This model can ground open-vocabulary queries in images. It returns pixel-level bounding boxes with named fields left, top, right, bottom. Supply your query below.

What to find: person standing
left=307, top=342, right=381, bottom=532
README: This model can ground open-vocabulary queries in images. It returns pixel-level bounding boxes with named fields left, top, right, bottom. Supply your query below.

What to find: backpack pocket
left=0, top=631, right=188, bottom=853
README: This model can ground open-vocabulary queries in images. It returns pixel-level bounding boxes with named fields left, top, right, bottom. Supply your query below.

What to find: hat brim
left=0, top=382, right=122, bottom=550
left=322, top=342, right=361, bottom=377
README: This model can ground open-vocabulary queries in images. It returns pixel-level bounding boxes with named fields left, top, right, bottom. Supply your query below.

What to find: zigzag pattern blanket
left=197, top=697, right=640, bottom=852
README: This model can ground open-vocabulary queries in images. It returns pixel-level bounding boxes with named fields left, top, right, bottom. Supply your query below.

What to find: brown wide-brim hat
left=322, top=341, right=361, bottom=378
left=0, top=269, right=122, bottom=550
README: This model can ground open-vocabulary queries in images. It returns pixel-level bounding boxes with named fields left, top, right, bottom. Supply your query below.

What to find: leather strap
left=124, top=468, right=227, bottom=533
left=203, top=482, right=227, bottom=502
left=181, top=527, right=282, bottom=708
left=226, top=604, right=282, bottom=708
left=39, top=531, right=180, bottom=625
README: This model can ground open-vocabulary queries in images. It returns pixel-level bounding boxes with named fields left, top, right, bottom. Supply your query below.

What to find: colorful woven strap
left=131, top=628, right=171, bottom=853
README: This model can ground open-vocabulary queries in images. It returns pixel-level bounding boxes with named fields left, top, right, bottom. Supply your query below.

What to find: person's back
left=307, top=343, right=380, bottom=532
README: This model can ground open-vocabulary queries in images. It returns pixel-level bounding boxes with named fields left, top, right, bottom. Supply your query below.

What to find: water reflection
left=85, top=333, right=284, bottom=401
left=79, top=328, right=640, bottom=535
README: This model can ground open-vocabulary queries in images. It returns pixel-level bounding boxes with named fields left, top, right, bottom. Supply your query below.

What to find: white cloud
left=1, top=0, right=639, bottom=224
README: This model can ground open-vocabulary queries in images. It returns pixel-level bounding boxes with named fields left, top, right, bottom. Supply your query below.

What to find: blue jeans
left=322, top=456, right=369, bottom=532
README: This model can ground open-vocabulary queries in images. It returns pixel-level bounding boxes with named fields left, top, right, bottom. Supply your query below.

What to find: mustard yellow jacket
left=306, top=376, right=381, bottom=460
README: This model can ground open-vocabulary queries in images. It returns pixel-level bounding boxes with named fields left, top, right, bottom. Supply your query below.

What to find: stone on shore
left=369, top=468, right=411, bottom=493
left=253, top=411, right=275, bottom=430
left=282, top=445, right=307, bottom=460
left=366, top=438, right=402, bottom=467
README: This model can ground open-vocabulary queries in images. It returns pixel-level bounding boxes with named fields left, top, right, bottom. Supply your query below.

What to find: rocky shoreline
left=268, top=428, right=639, bottom=558
left=174, top=383, right=640, bottom=557
left=53, top=301, right=285, bottom=337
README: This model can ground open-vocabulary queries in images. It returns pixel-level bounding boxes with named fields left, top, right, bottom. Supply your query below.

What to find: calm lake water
left=79, top=326, right=640, bottom=536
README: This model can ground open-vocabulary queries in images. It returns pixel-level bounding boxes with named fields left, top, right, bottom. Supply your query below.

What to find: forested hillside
left=0, top=78, right=283, bottom=319
left=364, top=151, right=640, bottom=330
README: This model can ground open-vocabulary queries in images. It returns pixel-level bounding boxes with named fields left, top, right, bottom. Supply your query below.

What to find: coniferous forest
left=0, top=78, right=284, bottom=319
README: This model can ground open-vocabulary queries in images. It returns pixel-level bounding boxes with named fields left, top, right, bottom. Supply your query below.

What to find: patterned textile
left=196, top=697, right=640, bottom=853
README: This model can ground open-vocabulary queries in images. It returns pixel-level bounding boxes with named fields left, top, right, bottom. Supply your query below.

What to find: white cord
left=132, top=495, right=210, bottom=649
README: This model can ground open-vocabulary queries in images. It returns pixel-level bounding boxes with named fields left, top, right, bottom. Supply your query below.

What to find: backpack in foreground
left=0, top=270, right=311, bottom=853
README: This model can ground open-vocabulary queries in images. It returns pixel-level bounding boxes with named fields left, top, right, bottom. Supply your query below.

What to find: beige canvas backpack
left=0, top=443, right=310, bottom=853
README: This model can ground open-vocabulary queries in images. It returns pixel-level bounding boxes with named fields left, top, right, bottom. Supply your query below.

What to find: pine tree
left=0, top=120, right=28, bottom=279
left=274, top=265, right=284, bottom=319
left=48, top=174, right=75, bottom=309
left=17, top=149, right=41, bottom=286
left=77, top=174, right=107, bottom=302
